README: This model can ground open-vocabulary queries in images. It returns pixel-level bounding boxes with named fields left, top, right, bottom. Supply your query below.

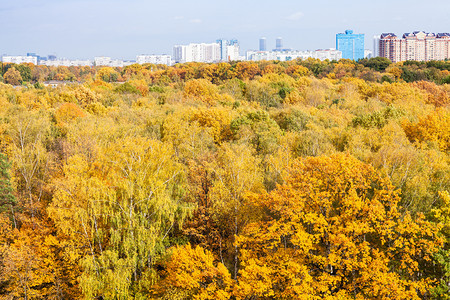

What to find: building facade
left=246, top=49, right=341, bottom=62
left=94, top=57, right=124, bottom=67
left=40, top=59, right=93, bottom=67
left=379, top=31, right=450, bottom=63
left=313, top=49, right=342, bottom=61
left=364, top=49, right=373, bottom=59
left=373, top=35, right=381, bottom=57
left=217, top=39, right=240, bottom=61
left=173, top=42, right=223, bottom=63
left=275, top=37, right=283, bottom=51
left=136, top=55, right=172, bottom=65
left=259, top=37, right=267, bottom=51
left=336, top=30, right=365, bottom=60
left=2, top=56, right=38, bottom=65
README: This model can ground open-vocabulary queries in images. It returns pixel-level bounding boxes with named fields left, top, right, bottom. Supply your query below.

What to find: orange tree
left=235, top=154, right=442, bottom=299
left=152, top=244, right=232, bottom=300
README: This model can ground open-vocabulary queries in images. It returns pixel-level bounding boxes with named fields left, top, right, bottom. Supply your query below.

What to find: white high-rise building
left=217, top=39, right=241, bottom=61
left=373, top=35, right=381, bottom=57
left=173, top=43, right=221, bottom=63
left=2, top=56, right=38, bottom=65
left=136, top=55, right=172, bottom=65
left=227, top=44, right=240, bottom=61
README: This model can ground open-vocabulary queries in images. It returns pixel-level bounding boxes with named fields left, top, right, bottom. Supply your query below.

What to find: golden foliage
left=0, top=60, right=449, bottom=299
left=403, top=108, right=450, bottom=151
left=191, top=107, right=233, bottom=143
left=236, top=154, right=441, bottom=299
left=3, top=67, right=22, bottom=86
left=183, top=79, right=220, bottom=105
left=54, top=102, right=85, bottom=134
left=154, top=244, right=232, bottom=300
left=72, top=85, right=98, bottom=107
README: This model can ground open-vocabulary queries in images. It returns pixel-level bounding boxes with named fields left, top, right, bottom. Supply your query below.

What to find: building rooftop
left=437, top=33, right=450, bottom=38
left=380, top=33, right=397, bottom=39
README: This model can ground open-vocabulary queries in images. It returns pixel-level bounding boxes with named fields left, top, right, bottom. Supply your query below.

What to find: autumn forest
left=0, top=57, right=449, bottom=299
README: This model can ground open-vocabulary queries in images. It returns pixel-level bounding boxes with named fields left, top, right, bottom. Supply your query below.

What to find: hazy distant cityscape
left=2, top=30, right=450, bottom=67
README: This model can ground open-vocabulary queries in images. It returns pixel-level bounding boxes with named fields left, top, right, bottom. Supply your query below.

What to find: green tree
left=16, top=65, right=32, bottom=82
left=359, top=57, right=392, bottom=71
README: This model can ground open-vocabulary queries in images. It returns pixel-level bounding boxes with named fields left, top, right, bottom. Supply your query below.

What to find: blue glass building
left=259, top=37, right=267, bottom=51
left=336, top=30, right=365, bottom=60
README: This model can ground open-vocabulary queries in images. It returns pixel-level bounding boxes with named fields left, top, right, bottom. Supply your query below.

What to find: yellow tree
left=183, top=79, right=221, bottom=106
left=236, top=154, right=441, bottom=299
left=95, top=67, right=119, bottom=82
left=431, top=191, right=450, bottom=298
left=6, top=107, right=52, bottom=220
left=72, top=85, right=98, bottom=107
left=231, top=62, right=260, bottom=80
left=49, top=136, right=191, bottom=299
left=285, top=65, right=310, bottom=79
left=3, top=67, right=23, bottom=86
left=0, top=222, right=73, bottom=300
left=54, top=102, right=85, bottom=136
left=209, top=143, right=264, bottom=279
left=191, top=107, right=234, bottom=144
left=153, top=244, right=233, bottom=299
left=403, top=108, right=450, bottom=152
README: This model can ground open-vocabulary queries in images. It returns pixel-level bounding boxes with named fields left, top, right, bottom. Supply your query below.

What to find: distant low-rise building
left=123, top=61, right=137, bottom=66
left=313, top=49, right=342, bottom=61
left=364, top=49, right=373, bottom=59
left=136, top=55, right=172, bottom=65
left=43, top=80, right=74, bottom=87
left=2, top=55, right=38, bottom=65
left=379, top=31, right=450, bottom=63
left=40, top=59, right=93, bottom=67
left=94, top=57, right=124, bottom=67
left=246, top=49, right=341, bottom=62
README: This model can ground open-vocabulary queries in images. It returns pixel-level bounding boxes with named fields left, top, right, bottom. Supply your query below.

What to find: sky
left=1, top=0, right=450, bottom=60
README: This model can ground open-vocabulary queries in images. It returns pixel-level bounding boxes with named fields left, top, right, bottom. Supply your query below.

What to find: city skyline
left=1, top=0, right=450, bottom=60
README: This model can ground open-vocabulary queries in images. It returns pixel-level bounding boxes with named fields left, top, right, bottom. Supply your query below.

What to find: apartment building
left=94, top=57, right=124, bottom=67
left=40, top=59, right=93, bottom=67
left=136, top=55, right=172, bottom=65
left=246, top=49, right=342, bottom=62
left=173, top=40, right=240, bottom=63
left=2, top=55, right=38, bottom=65
left=379, top=31, right=450, bottom=62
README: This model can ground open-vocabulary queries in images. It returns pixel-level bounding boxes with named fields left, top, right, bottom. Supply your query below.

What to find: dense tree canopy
left=236, top=154, right=441, bottom=299
left=0, top=60, right=448, bottom=299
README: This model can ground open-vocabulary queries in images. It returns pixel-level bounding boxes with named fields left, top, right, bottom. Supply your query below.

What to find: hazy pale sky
left=1, top=0, right=450, bottom=59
